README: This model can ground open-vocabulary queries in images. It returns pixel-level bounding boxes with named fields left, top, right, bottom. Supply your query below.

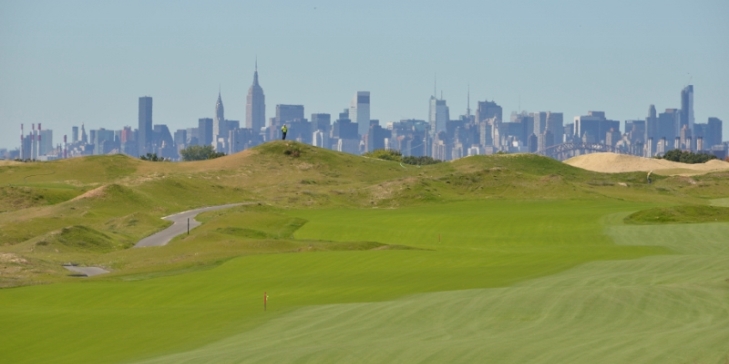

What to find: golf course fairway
left=1, top=146, right=728, bottom=363
left=136, top=219, right=729, bottom=364
left=4, top=199, right=727, bottom=363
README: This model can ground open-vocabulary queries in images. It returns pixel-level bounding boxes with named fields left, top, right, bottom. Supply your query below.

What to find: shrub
left=283, top=144, right=302, bottom=158
left=659, top=149, right=717, bottom=164
left=139, top=153, right=165, bottom=162
left=363, top=149, right=402, bottom=161
left=402, top=156, right=442, bottom=166
left=180, top=145, right=226, bottom=161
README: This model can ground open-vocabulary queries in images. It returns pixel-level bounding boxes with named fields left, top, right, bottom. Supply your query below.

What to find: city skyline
left=11, top=74, right=725, bottom=162
left=1, top=1, right=728, bottom=148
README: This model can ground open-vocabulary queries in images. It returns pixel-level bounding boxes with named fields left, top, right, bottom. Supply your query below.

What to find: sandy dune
left=564, top=152, right=729, bottom=175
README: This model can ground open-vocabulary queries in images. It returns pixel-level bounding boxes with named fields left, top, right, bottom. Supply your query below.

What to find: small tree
left=180, top=145, right=225, bottom=161
left=140, top=153, right=163, bottom=161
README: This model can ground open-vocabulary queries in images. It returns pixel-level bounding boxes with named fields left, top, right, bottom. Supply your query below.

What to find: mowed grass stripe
left=136, top=223, right=729, bottom=364
left=0, top=200, right=662, bottom=363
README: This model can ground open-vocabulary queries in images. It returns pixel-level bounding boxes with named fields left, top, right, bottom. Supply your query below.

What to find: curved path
left=134, top=203, right=244, bottom=248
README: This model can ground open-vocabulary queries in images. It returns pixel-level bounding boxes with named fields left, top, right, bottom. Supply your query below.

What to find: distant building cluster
left=3, top=69, right=727, bottom=162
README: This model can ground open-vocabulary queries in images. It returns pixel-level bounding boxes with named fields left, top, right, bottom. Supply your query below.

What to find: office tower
left=246, top=62, right=266, bottom=133
left=331, top=109, right=359, bottom=140
left=429, top=96, right=449, bottom=137
left=680, top=124, right=692, bottom=150
left=213, top=91, right=225, bottom=145
left=81, top=123, right=88, bottom=144
left=138, top=96, right=153, bottom=154
left=367, top=120, right=390, bottom=152
left=173, top=129, right=187, bottom=147
left=39, top=129, right=53, bottom=156
left=311, top=113, right=331, bottom=132
left=657, top=109, right=680, bottom=150
left=349, top=91, right=370, bottom=137
left=512, top=112, right=535, bottom=144
left=198, top=118, right=213, bottom=146
left=573, top=111, right=619, bottom=144
left=680, top=85, right=694, bottom=133
left=154, top=125, right=174, bottom=149
left=186, top=127, right=199, bottom=146
left=625, top=120, right=646, bottom=147
left=605, top=128, right=621, bottom=147
left=476, top=100, right=503, bottom=124
left=533, top=112, right=548, bottom=136
left=312, top=129, right=329, bottom=148
left=276, top=105, right=305, bottom=124
left=546, top=112, right=564, bottom=143
left=121, top=126, right=136, bottom=156
left=72, top=126, right=79, bottom=143
left=94, top=128, right=115, bottom=155
left=645, top=104, right=659, bottom=154
left=707, top=117, right=723, bottom=148
left=538, top=130, right=555, bottom=152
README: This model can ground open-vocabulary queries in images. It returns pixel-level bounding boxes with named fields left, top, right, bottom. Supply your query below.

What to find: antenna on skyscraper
left=434, top=73, right=437, bottom=98
left=467, top=84, right=471, bottom=117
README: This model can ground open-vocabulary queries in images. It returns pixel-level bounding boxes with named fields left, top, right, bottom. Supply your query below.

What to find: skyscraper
left=707, top=117, right=723, bottom=148
left=81, top=123, right=88, bottom=144
left=213, top=91, right=225, bottom=142
left=349, top=91, right=370, bottom=137
left=246, top=62, right=266, bottom=133
left=476, top=100, right=503, bottom=124
left=680, top=85, right=694, bottom=133
left=429, top=96, right=449, bottom=137
left=198, top=118, right=213, bottom=146
left=138, top=96, right=153, bottom=155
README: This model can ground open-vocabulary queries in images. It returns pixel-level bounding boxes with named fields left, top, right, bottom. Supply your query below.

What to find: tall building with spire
left=246, top=62, right=266, bottom=133
left=213, top=91, right=226, bottom=148
left=680, top=85, right=694, bottom=133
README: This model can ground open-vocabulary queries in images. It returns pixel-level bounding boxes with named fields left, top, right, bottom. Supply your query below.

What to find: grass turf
left=135, top=220, right=729, bottom=364
left=2, top=143, right=729, bottom=363
left=0, top=200, right=665, bottom=364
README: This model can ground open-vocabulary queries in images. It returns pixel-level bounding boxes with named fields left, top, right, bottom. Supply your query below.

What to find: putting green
left=136, top=221, right=729, bottom=364
left=0, top=200, right=682, bottom=363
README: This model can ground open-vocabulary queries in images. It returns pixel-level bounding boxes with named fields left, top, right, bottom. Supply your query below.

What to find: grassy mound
left=625, top=205, right=729, bottom=224
left=0, top=185, right=82, bottom=213
left=55, top=225, right=116, bottom=252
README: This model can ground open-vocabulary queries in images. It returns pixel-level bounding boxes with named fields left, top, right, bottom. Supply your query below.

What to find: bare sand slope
left=564, top=152, right=729, bottom=175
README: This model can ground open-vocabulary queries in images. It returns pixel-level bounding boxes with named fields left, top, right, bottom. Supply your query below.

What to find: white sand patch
left=564, top=152, right=729, bottom=175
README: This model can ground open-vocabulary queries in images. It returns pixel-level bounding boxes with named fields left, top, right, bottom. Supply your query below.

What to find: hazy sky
left=1, top=0, right=728, bottom=149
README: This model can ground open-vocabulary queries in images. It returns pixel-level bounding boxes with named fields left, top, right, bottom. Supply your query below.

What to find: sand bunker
left=69, top=185, right=108, bottom=202
left=564, top=153, right=729, bottom=175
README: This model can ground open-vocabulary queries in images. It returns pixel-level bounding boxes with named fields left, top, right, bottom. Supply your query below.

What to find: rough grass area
left=625, top=205, right=729, bottom=224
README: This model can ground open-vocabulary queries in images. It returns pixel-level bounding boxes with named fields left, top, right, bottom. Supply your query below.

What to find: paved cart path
left=134, top=203, right=244, bottom=248
left=63, top=266, right=109, bottom=277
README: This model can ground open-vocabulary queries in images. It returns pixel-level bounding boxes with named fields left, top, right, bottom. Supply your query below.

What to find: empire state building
left=246, top=62, right=266, bottom=133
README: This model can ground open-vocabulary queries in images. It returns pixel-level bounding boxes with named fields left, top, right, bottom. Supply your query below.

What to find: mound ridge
left=564, top=152, right=729, bottom=175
